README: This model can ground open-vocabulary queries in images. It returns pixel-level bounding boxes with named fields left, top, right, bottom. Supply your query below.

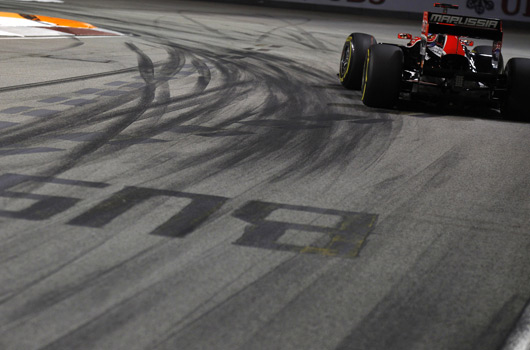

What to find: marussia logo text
left=430, top=14, right=499, bottom=28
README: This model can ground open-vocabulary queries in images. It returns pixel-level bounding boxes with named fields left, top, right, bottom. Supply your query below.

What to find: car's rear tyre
left=502, top=58, right=530, bottom=121
left=339, top=33, right=376, bottom=90
left=472, top=45, right=504, bottom=74
left=361, top=44, right=403, bottom=108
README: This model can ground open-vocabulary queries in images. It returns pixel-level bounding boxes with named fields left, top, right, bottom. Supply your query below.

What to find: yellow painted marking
left=327, top=235, right=359, bottom=244
left=300, top=246, right=339, bottom=257
left=368, top=215, right=377, bottom=228
left=338, top=215, right=361, bottom=231
left=347, top=238, right=365, bottom=258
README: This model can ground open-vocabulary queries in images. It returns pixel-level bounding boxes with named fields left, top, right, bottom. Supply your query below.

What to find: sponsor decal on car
left=429, top=13, right=500, bottom=29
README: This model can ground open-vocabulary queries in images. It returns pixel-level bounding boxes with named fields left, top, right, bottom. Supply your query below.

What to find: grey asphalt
left=0, top=1, right=529, bottom=349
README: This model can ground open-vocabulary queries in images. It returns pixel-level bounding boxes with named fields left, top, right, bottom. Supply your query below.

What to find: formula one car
left=338, top=3, right=530, bottom=120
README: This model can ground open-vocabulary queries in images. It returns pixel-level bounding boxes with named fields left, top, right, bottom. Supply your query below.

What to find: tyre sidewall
left=340, top=33, right=376, bottom=90
left=503, top=58, right=530, bottom=120
left=361, top=44, right=403, bottom=108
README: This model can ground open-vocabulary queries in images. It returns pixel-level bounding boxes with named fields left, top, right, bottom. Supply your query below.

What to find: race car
left=338, top=3, right=530, bottom=120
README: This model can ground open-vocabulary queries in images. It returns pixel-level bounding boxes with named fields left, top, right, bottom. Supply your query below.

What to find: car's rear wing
left=422, top=12, right=503, bottom=41
left=419, top=10, right=503, bottom=71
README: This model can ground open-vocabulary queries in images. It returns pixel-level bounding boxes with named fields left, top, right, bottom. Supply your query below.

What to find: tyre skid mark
left=0, top=12, right=397, bottom=187
left=89, top=43, right=396, bottom=184
left=0, top=67, right=139, bottom=94
left=0, top=42, right=185, bottom=145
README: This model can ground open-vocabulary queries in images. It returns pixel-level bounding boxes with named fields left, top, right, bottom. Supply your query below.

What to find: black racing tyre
left=361, top=44, right=403, bottom=108
left=502, top=58, right=530, bottom=121
left=472, top=45, right=504, bottom=74
left=339, top=33, right=377, bottom=90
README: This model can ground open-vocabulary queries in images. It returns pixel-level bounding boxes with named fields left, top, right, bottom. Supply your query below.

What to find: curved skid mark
left=0, top=42, right=185, bottom=148
left=191, top=57, right=212, bottom=93
left=257, top=16, right=310, bottom=43
left=42, top=42, right=161, bottom=177
left=257, top=16, right=328, bottom=51
left=126, top=42, right=156, bottom=85
left=0, top=7, right=396, bottom=185
left=108, top=42, right=395, bottom=183
left=143, top=43, right=186, bottom=125
left=0, top=67, right=139, bottom=94
left=0, top=41, right=185, bottom=182
left=177, top=11, right=235, bottom=41
left=33, top=49, right=156, bottom=176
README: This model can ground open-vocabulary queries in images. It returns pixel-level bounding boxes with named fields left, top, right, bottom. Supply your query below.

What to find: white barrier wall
left=272, top=0, right=530, bottom=23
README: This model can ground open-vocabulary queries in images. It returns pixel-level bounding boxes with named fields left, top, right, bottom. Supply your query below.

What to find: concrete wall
left=268, top=0, right=530, bottom=23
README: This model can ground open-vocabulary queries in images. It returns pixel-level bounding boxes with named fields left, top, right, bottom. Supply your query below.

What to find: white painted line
left=90, top=28, right=124, bottom=36
left=502, top=302, right=530, bottom=350
left=0, top=26, right=72, bottom=37
left=16, top=0, right=64, bottom=3
left=0, top=29, right=23, bottom=37
left=0, top=17, right=52, bottom=27
left=0, top=35, right=124, bottom=40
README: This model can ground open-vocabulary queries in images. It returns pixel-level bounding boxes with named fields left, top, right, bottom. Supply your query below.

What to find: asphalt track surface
left=0, top=1, right=529, bottom=349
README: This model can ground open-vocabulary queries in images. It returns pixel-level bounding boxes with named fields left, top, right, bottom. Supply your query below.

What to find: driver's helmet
left=427, top=33, right=446, bottom=47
